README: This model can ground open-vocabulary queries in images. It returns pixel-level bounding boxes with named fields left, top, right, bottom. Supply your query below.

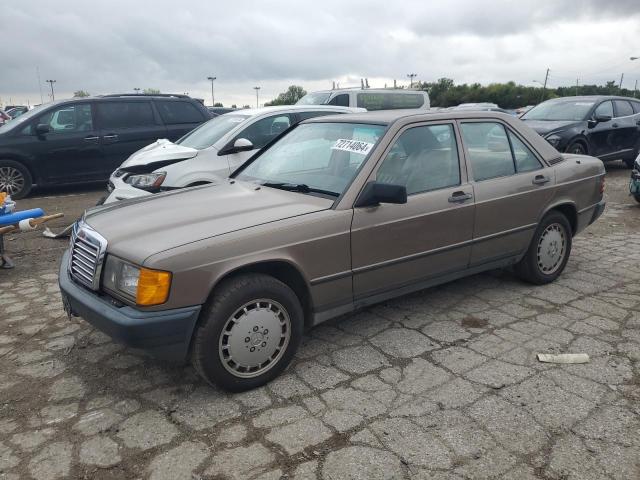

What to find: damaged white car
left=104, top=105, right=363, bottom=203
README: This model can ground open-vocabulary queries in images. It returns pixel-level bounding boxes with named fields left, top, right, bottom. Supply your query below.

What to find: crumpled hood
left=120, top=139, right=199, bottom=169
left=521, top=119, right=582, bottom=136
left=84, top=180, right=333, bottom=264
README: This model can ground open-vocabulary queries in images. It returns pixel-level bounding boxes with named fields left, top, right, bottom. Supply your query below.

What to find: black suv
left=521, top=95, right=640, bottom=168
left=0, top=94, right=211, bottom=198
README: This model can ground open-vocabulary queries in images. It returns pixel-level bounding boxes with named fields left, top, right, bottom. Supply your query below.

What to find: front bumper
left=58, top=250, right=201, bottom=363
left=630, top=169, right=640, bottom=195
left=104, top=175, right=152, bottom=204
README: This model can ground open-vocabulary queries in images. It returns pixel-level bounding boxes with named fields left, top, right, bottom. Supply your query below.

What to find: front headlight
left=102, top=255, right=172, bottom=306
left=544, top=134, right=562, bottom=147
left=124, top=172, right=166, bottom=190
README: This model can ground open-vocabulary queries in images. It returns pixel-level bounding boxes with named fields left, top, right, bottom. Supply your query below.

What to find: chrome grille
left=69, top=223, right=107, bottom=290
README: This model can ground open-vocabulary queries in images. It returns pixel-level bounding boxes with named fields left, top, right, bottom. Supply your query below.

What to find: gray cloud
left=1, top=0, right=640, bottom=106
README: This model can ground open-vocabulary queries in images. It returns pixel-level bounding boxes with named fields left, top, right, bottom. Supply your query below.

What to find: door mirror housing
left=35, top=123, right=50, bottom=135
left=355, top=181, right=407, bottom=208
left=220, top=138, right=254, bottom=155
left=594, top=114, right=612, bottom=124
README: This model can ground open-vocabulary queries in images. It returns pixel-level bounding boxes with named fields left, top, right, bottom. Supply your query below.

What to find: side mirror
left=594, top=114, right=612, bottom=123
left=35, top=124, right=50, bottom=135
left=355, top=181, right=407, bottom=208
left=220, top=138, right=254, bottom=155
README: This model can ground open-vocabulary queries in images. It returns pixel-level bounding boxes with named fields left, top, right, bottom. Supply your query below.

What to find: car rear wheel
left=191, top=273, right=303, bottom=392
left=566, top=141, right=586, bottom=155
left=515, top=211, right=572, bottom=285
left=624, top=158, right=635, bottom=169
left=0, top=160, right=32, bottom=199
left=634, top=195, right=640, bottom=204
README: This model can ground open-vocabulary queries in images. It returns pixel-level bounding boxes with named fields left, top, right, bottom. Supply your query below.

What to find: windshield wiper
left=261, top=182, right=339, bottom=197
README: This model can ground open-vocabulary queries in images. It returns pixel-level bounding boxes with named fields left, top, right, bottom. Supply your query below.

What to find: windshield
left=522, top=100, right=595, bottom=121
left=177, top=113, right=250, bottom=149
left=295, top=92, right=332, bottom=105
left=235, top=122, right=386, bottom=197
left=0, top=104, right=47, bottom=134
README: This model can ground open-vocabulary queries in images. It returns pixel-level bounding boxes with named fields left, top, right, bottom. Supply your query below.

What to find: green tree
left=73, top=90, right=90, bottom=98
left=231, top=104, right=237, bottom=108
left=143, top=88, right=160, bottom=94
left=264, top=85, right=307, bottom=106
left=213, top=102, right=224, bottom=107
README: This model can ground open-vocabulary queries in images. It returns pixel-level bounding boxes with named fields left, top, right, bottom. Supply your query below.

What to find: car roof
left=225, top=105, right=365, bottom=117
left=543, top=95, right=640, bottom=102
left=306, top=88, right=426, bottom=95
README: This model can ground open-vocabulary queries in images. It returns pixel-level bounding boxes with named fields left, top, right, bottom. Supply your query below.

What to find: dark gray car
left=59, top=110, right=606, bottom=391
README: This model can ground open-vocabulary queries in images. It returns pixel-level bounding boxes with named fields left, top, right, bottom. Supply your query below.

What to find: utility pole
left=133, top=88, right=140, bottom=94
left=253, top=86, right=260, bottom=108
left=46, top=79, right=56, bottom=101
left=576, top=78, right=579, bottom=97
left=619, top=73, right=624, bottom=90
left=634, top=79, right=638, bottom=98
left=36, top=67, right=43, bottom=104
left=407, top=73, right=417, bottom=88
left=207, top=76, right=217, bottom=106
left=539, top=68, right=549, bottom=103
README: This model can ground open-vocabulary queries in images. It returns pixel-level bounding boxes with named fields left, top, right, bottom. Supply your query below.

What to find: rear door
left=612, top=100, right=640, bottom=157
left=587, top=100, right=616, bottom=158
left=155, top=100, right=208, bottom=140
left=351, top=122, right=474, bottom=301
left=459, top=120, right=553, bottom=266
left=96, top=100, right=167, bottom=175
left=28, top=102, right=106, bottom=183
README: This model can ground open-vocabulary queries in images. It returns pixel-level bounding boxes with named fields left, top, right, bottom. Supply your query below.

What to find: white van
left=104, top=105, right=363, bottom=203
left=296, top=88, right=430, bottom=111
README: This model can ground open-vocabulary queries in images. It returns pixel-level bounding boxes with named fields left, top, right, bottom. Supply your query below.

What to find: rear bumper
left=576, top=199, right=606, bottom=234
left=58, top=250, right=201, bottom=363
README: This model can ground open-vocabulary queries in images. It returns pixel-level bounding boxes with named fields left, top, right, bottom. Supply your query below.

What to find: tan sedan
left=59, top=110, right=606, bottom=391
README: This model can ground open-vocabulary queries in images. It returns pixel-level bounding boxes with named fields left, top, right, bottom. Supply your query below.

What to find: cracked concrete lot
left=1, top=166, right=639, bottom=479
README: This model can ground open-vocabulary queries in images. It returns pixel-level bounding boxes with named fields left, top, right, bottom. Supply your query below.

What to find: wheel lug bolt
left=250, top=347, right=255, bottom=352
left=263, top=329, right=268, bottom=334
left=244, top=337, right=250, bottom=343
left=253, top=326, right=258, bottom=332
left=261, top=342, right=266, bottom=347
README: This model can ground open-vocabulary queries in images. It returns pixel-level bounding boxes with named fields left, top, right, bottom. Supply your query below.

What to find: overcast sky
left=2, top=0, right=640, bottom=107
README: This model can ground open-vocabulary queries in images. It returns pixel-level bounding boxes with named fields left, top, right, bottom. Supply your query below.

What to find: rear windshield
left=177, top=114, right=250, bottom=149
left=296, top=92, right=332, bottom=105
left=356, top=92, right=424, bottom=110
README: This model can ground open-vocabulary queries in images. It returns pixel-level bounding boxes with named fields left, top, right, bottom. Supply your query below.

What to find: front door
left=612, top=100, right=640, bottom=158
left=31, top=102, right=105, bottom=183
left=587, top=100, right=616, bottom=158
left=351, top=123, right=474, bottom=302
left=458, top=120, right=554, bottom=266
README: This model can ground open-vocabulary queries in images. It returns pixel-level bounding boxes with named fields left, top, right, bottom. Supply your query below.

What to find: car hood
left=120, top=139, right=200, bottom=170
left=84, top=180, right=333, bottom=264
left=521, top=119, right=583, bottom=136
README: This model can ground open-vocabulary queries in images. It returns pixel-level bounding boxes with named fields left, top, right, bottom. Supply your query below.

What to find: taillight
left=599, top=176, right=605, bottom=195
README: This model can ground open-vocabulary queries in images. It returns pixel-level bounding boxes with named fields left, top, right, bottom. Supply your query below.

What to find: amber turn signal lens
left=136, top=268, right=172, bottom=306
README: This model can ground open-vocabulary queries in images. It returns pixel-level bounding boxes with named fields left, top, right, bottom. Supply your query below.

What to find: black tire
left=0, top=160, right=33, bottom=199
left=634, top=195, right=640, bottom=204
left=624, top=157, right=635, bottom=169
left=191, top=273, right=303, bottom=392
left=566, top=141, right=586, bottom=155
left=515, top=211, right=572, bottom=285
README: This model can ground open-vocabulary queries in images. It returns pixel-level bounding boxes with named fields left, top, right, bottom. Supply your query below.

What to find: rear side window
left=614, top=100, right=634, bottom=117
left=507, top=131, right=541, bottom=173
left=328, top=94, right=349, bottom=106
left=356, top=92, right=424, bottom=110
left=631, top=101, right=640, bottom=114
left=460, top=122, right=515, bottom=181
left=97, top=102, right=155, bottom=129
left=156, top=101, right=204, bottom=124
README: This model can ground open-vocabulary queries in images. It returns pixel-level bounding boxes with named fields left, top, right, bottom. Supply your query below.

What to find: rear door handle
left=448, top=191, right=473, bottom=203
left=103, top=134, right=119, bottom=140
left=532, top=175, right=550, bottom=185
left=83, top=135, right=99, bottom=142
left=612, top=123, right=619, bottom=128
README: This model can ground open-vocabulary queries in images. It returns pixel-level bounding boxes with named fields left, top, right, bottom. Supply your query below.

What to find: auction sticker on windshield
left=332, top=139, right=374, bottom=155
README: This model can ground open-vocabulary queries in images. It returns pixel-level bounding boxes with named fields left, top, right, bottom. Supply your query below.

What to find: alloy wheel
left=218, top=299, right=291, bottom=378
left=537, top=223, right=566, bottom=274
left=0, top=166, right=24, bottom=196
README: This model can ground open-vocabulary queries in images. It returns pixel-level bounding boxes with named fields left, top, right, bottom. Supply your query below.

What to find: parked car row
left=59, top=109, right=606, bottom=391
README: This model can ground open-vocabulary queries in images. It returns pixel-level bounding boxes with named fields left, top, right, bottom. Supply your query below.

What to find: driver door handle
left=448, top=191, right=473, bottom=203
left=83, top=135, right=99, bottom=142
left=103, top=134, right=119, bottom=140
left=532, top=175, right=550, bottom=185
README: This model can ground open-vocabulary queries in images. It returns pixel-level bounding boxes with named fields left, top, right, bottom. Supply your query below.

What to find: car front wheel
left=515, top=211, right=572, bottom=285
left=634, top=194, right=640, bottom=204
left=191, top=273, right=303, bottom=392
left=0, top=160, right=32, bottom=199
left=566, top=141, right=586, bottom=155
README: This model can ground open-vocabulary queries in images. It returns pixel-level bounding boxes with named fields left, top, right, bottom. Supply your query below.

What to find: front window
left=235, top=122, right=386, bottom=197
left=177, top=114, right=250, bottom=149
left=295, top=92, right=332, bottom=105
left=522, top=100, right=595, bottom=121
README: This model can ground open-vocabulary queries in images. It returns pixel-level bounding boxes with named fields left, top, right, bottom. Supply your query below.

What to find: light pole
left=133, top=88, right=140, bottom=94
left=407, top=73, right=417, bottom=88
left=207, top=76, right=216, bottom=106
left=253, top=86, right=261, bottom=108
left=46, top=79, right=56, bottom=101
